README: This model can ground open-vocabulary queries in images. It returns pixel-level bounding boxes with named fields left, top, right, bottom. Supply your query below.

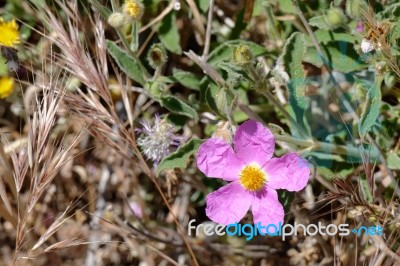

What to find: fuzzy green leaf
left=358, top=77, right=382, bottom=136
left=309, top=15, right=332, bottom=30
left=172, top=68, right=201, bottom=90
left=360, top=176, right=373, bottom=204
left=106, top=41, right=147, bottom=86
left=282, top=32, right=310, bottom=136
left=157, top=138, right=204, bottom=175
left=207, top=40, right=267, bottom=65
left=161, top=95, right=199, bottom=121
left=195, top=0, right=210, bottom=13
left=387, top=152, right=400, bottom=170
left=307, top=29, right=358, bottom=44
left=304, top=42, right=366, bottom=73
left=159, top=12, right=182, bottom=54
left=89, top=0, right=112, bottom=19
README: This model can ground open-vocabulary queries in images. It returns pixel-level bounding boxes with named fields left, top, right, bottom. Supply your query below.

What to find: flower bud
left=232, top=44, right=252, bottom=66
left=325, top=7, right=347, bottom=29
left=146, top=81, right=164, bottom=99
left=147, top=43, right=168, bottom=69
left=107, top=12, right=127, bottom=28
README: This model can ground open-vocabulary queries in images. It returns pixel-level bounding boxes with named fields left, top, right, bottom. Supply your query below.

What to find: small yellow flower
left=123, top=0, right=144, bottom=20
left=0, top=18, right=20, bottom=48
left=0, top=77, right=14, bottom=99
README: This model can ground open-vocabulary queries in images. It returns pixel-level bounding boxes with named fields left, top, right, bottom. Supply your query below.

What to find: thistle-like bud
left=346, top=0, right=368, bottom=19
left=123, top=0, right=144, bottom=21
left=147, top=43, right=168, bottom=69
left=137, top=115, right=181, bottom=165
left=325, top=7, right=347, bottom=29
left=107, top=12, right=127, bottom=28
left=232, top=44, right=253, bottom=66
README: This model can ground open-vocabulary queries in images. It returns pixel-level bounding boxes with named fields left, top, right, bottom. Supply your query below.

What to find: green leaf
left=195, top=0, right=210, bottom=13
left=309, top=15, right=332, bottom=30
left=304, top=42, right=366, bottom=73
left=172, top=68, right=201, bottom=90
left=358, top=77, right=382, bottom=136
left=278, top=191, right=295, bottom=220
left=387, top=152, right=400, bottom=170
left=281, top=32, right=310, bottom=136
left=278, top=0, right=296, bottom=14
left=159, top=12, right=182, bottom=54
left=307, top=29, right=358, bottom=44
left=160, top=95, right=199, bottom=121
left=360, top=176, right=373, bottom=204
left=89, top=0, right=112, bottom=20
left=390, top=18, right=400, bottom=43
left=204, top=81, right=220, bottom=115
left=157, top=138, right=204, bottom=175
left=208, top=40, right=267, bottom=65
left=106, top=41, right=147, bottom=86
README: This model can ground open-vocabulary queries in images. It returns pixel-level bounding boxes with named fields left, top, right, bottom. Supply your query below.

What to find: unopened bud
left=108, top=12, right=127, bottom=28
left=232, top=45, right=252, bottom=66
left=146, top=81, right=164, bottom=99
left=325, top=7, right=347, bottom=29
left=147, top=43, right=168, bottom=69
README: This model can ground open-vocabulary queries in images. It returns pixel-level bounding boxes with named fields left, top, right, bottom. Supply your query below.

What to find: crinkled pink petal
left=205, top=181, right=252, bottom=225
left=197, top=138, right=244, bottom=181
left=251, top=187, right=284, bottom=226
left=264, top=152, right=310, bottom=191
left=234, top=120, right=275, bottom=167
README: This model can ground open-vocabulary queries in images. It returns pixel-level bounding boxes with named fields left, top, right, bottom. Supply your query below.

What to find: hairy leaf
left=161, top=95, right=199, bottom=121
left=157, top=138, right=204, bottom=175
left=106, top=41, right=147, bottom=86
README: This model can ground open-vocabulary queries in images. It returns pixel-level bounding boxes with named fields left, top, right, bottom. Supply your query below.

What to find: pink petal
left=251, top=187, right=284, bottom=226
left=197, top=138, right=244, bottom=181
left=234, top=120, right=275, bottom=167
left=264, top=152, right=310, bottom=191
left=205, top=181, right=252, bottom=225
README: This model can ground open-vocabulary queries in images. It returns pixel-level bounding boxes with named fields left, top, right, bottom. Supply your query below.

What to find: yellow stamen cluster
left=0, top=18, right=20, bottom=48
left=123, top=0, right=144, bottom=20
left=0, top=77, right=14, bottom=99
left=239, top=164, right=267, bottom=191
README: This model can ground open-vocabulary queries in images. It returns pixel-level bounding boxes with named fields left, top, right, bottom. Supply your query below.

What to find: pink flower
left=197, top=120, right=310, bottom=226
left=356, top=21, right=364, bottom=33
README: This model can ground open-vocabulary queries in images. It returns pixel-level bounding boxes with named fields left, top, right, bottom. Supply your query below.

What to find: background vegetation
left=1, top=0, right=400, bottom=265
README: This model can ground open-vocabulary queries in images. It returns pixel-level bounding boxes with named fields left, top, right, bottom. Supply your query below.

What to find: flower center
left=239, top=164, right=267, bottom=191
